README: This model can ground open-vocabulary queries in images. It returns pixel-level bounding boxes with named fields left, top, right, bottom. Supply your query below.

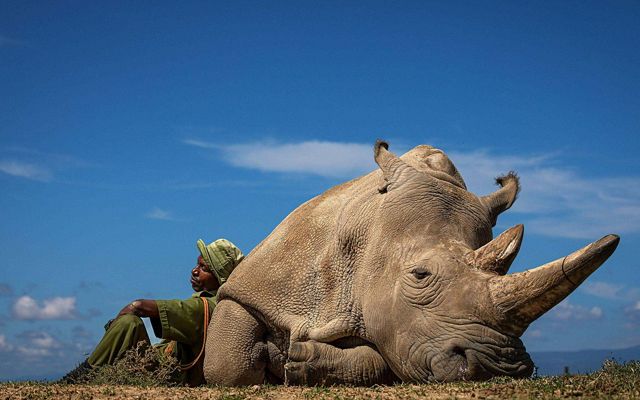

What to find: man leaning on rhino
left=69, top=140, right=619, bottom=386
left=202, top=141, right=618, bottom=386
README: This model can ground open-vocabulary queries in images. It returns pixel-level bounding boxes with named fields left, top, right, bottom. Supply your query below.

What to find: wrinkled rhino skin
left=203, top=141, right=619, bottom=386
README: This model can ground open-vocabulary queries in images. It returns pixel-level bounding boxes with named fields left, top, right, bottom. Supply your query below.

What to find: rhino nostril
left=446, top=344, right=466, bottom=360
left=450, top=346, right=464, bottom=356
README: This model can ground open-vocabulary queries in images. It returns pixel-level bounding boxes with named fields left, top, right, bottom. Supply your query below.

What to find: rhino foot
left=285, top=340, right=393, bottom=386
left=285, top=341, right=321, bottom=386
left=284, top=360, right=317, bottom=385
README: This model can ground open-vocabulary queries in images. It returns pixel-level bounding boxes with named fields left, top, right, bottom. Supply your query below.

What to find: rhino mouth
left=426, top=338, right=533, bottom=382
left=398, top=324, right=534, bottom=383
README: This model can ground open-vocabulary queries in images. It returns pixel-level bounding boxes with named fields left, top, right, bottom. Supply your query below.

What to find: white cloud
left=581, top=281, right=640, bottom=302
left=182, top=138, right=218, bottom=149
left=17, top=346, right=52, bottom=357
left=13, top=296, right=39, bottom=318
left=550, top=300, right=603, bottom=321
left=581, top=281, right=624, bottom=300
left=41, top=297, right=76, bottom=319
left=0, top=148, right=92, bottom=183
left=0, top=331, right=64, bottom=359
left=625, top=301, right=640, bottom=324
left=145, top=207, right=174, bottom=221
left=0, top=160, right=52, bottom=181
left=29, top=332, right=60, bottom=349
left=525, top=329, right=543, bottom=339
left=11, top=332, right=62, bottom=358
left=32, top=332, right=60, bottom=349
left=449, top=150, right=640, bottom=239
left=223, top=141, right=375, bottom=177
left=0, top=335, right=13, bottom=352
left=12, top=296, right=77, bottom=320
left=590, top=306, right=603, bottom=318
left=0, top=330, right=96, bottom=379
left=190, top=139, right=376, bottom=178
left=188, top=139, right=640, bottom=238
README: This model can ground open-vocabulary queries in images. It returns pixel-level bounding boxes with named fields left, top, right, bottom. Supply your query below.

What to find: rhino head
left=362, top=141, right=619, bottom=382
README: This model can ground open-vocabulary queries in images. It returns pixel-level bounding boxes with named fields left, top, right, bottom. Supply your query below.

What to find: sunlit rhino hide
left=203, top=141, right=619, bottom=386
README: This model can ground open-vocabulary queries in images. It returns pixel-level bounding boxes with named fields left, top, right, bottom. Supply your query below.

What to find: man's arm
left=117, top=299, right=159, bottom=319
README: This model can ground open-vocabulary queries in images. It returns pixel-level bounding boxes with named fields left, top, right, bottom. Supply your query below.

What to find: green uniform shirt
left=151, top=290, right=217, bottom=386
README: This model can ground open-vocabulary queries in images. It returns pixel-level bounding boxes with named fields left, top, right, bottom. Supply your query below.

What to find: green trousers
left=86, top=314, right=202, bottom=385
left=87, top=314, right=155, bottom=366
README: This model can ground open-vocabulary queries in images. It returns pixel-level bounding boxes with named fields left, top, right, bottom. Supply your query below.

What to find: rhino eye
left=411, top=267, right=431, bottom=280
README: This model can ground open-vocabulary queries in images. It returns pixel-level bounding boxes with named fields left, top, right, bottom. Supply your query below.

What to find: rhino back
left=218, top=170, right=382, bottom=333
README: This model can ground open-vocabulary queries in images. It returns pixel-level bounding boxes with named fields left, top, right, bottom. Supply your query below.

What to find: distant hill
left=531, top=345, right=640, bottom=376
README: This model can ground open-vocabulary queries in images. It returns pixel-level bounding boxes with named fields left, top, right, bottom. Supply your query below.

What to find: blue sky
left=1, top=1, right=639, bottom=380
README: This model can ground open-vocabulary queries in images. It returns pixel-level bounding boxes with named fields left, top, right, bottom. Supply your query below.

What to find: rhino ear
left=480, top=172, right=520, bottom=227
left=465, top=224, right=523, bottom=275
left=374, top=140, right=410, bottom=193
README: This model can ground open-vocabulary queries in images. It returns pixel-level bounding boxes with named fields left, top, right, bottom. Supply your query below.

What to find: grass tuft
left=1, top=358, right=638, bottom=399
left=83, top=342, right=180, bottom=386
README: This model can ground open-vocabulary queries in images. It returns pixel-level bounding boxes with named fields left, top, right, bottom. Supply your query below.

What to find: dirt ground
left=2, top=373, right=639, bottom=400
left=2, top=361, right=638, bottom=400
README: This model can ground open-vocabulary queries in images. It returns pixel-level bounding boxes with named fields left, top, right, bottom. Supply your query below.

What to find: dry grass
left=1, top=360, right=638, bottom=400
left=81, top=342, right=180, bottom=386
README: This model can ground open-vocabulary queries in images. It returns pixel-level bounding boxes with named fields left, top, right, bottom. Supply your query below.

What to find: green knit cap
left=196, top=238, right=244, bottom=284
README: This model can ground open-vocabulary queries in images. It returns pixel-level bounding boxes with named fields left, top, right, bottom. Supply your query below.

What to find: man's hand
left=117, top=299, right=159, bottom=319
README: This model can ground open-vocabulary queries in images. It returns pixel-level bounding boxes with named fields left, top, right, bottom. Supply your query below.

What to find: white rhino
left=203, top=141, right=619, bottom=385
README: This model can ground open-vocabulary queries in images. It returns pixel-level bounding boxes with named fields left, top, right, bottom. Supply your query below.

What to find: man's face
left=191, top=256, right=220, bottom=292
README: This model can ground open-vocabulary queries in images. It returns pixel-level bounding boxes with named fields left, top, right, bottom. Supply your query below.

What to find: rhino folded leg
left=285, top=340, right=393, bottom=386
left=203, top=299, right=267, bottom=385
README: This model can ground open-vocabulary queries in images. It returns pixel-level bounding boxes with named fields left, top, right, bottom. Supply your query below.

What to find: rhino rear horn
left=374, top=140, right=414, bottom=193
left=465, top=224, right=524, bottom=275
left=490, top=234, right=619, bottom=336
left=480, top=172, right=520, bottom=227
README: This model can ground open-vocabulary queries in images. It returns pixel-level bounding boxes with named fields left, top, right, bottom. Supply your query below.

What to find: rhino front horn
left=489, top=234, right=620, bottom=336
